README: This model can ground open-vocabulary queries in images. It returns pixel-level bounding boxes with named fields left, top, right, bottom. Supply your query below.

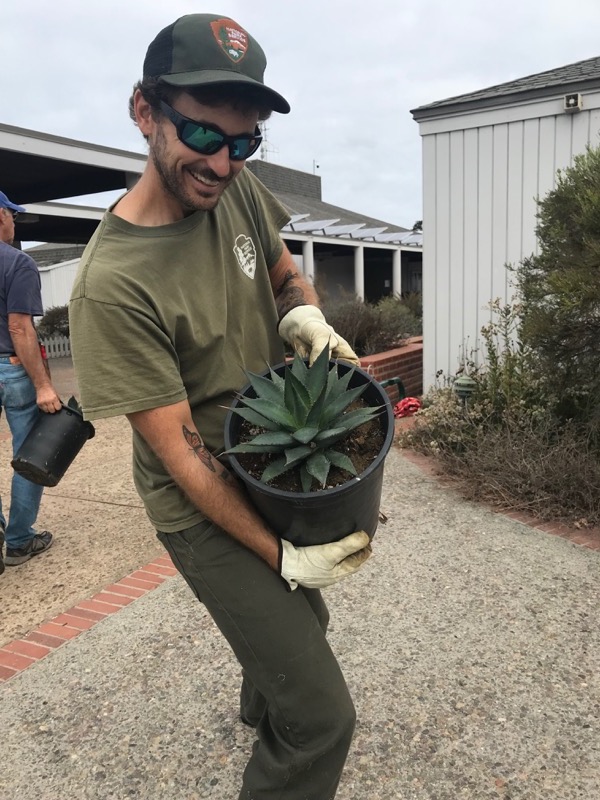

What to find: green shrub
left=400, top=291, right=423, bottom=319
left=399, top=293, right=600, bottom=526
left=322, top=293, right=422, bottom=356
left=36, top=305, right=70, bottom=338
left=517, top=145, right=600, bottom=438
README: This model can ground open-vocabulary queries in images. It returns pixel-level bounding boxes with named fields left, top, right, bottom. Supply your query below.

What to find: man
left=69, top=14, right=371, bottom=799
left=0, top=192, right=61, bottom=574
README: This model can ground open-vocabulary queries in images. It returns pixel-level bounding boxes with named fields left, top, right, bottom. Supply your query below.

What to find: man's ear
left=134, top=89, right=155, bottom=137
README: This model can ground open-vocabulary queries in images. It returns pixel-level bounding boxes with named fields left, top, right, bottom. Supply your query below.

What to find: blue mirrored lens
left=179, top=119, right=261, bottom=160
left=182, top=123, right=224, bottom=155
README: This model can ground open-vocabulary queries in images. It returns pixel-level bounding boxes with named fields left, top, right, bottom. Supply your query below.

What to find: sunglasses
left=159, top=101, right=262, bottom=161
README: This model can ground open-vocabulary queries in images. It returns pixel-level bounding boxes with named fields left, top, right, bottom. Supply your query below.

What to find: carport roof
left=1, top=122, right=143, bottom=243
left=0, top=122, right=145, bottom=204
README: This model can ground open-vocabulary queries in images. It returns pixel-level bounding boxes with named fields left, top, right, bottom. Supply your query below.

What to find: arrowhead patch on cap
left=210, top=18, right=249, bottom=63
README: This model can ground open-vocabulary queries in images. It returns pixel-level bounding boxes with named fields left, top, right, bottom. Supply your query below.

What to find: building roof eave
left=412, top=63, right=600, bottom=121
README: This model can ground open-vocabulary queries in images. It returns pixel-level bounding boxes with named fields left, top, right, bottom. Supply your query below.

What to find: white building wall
left=418, top=90, right=600, bottom=386
left=39, top=259, right=80, bottom=310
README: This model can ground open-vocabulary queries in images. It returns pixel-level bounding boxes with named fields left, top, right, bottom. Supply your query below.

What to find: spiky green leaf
left=300, top=463, right=314, bottom=493
left=290, top=353, right=309, bottom=384
left=292, top=426, right=319, bottom=444
left=320, top=383, right=369, bottom=427
left=230, top=406, right=283, bottom=432
left=283, top=445, right=313, bottom=466
left=260, top=456, right=293, bottom=484
left=305, top=384, right=328, bottom=428
left=225, top=442, right=287, bottom=454
left=267, top=365, right=286, bottom=392
left=335, top=406, right=382, bottom=432
left=325, top=449, right=358, bottom=476
left=305, top=346, right=331, bottom=401
left=237, top=398, right=296, bottom=430
left=313, top=427, right=348, bottom=447
left=243, top=370, right=285, bottom=405
left=248, top=432, right=296, bottom=447
left=283, top=368, right=312, bottom=424
left=324, top=364, right=354, bottom=405
left=306, top=452, right=331, bottom=487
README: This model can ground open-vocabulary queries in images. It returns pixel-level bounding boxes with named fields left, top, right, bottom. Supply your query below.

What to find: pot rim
left=223, top=358, right=394, bottom=499
left=48, top=402, right=96, bottom=439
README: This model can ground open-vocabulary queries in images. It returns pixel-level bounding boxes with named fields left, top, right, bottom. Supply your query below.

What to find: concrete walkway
left=0, top=361, right=599, bottom=799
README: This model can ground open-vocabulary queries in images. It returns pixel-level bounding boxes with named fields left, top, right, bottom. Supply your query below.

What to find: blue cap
left=0, top=191, right=26, bottom=213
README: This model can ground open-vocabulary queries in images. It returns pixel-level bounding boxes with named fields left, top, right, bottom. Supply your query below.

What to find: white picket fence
left=40, top=335, right=71, bottom=358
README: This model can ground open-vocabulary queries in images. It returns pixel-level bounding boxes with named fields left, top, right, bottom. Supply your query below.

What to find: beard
left=150, top=125, right=233, bottom=213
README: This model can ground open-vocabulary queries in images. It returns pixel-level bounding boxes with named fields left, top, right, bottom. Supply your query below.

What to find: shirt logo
left=233, top=234, right=257, bottom=279
left=210, top=19, right=249, bottom=63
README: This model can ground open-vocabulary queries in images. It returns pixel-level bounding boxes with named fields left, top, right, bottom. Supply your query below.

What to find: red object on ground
left=393, top=397, right=422, bottom=418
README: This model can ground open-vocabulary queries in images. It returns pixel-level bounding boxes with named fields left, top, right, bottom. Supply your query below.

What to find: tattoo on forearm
left=276, top=270, right=308, bottom=320
left=219, top=470, right=234, bottom=485
left=182, top=425, right=216, bottom=472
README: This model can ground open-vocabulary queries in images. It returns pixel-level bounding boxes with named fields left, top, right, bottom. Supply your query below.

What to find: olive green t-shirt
left=69, top=168, right=289, bottom=532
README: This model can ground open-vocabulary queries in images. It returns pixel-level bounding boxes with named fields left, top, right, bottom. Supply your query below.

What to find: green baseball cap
left=143, top=13, right=290, bottom=114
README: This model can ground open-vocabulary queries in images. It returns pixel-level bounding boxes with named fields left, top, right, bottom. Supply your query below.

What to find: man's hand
left=278, top=305, right=360, bottom=366
left=8, top=313, right=62, bottom=413
left=279, top=531, right=371, bottom=590
left=36, top=384, right=62, bottom=414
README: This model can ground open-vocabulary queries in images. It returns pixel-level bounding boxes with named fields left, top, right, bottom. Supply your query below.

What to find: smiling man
left=69, top=14, right=369, bottom=799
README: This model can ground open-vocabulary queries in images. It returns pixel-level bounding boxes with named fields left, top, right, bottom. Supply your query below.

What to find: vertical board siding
left=571, top=111, right=590, bottom=163
left=554, top=114, right=574, bottom=179
left=422, top=100, right=600, bottom=386
left=39, top=260, right=79, bottom=311
left=476, top=127, right=494, bottom=353
left=449, top=130, right=465, bottom=371
left=491, top=124, right=509, bottom=309
left=435, top=133, right=451, bottom=375
left=538, top=117, right=558, bottom=211
left=506, top=121, right=525, bottom=296
left=463, top=128, right=480, bottom=369
left=521, top=118, right=540, bottom=258
left=422, top=135, right=438, bottom=386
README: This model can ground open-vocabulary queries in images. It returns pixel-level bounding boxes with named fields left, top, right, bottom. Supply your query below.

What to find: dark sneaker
left=5, top=531, right=53, bottom=566
left=0, top=524, right=4, bottom=575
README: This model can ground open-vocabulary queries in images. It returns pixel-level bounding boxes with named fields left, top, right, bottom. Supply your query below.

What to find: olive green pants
left=157, top=521, right=356, bottom=800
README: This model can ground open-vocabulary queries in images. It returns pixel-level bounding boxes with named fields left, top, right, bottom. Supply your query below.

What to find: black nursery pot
left=224, top=360, right=394, bottom=548
left=12, top=404, right=95, bottom=487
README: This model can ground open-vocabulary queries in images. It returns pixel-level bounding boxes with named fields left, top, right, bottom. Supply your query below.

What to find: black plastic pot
left=11, top=404, right=95, bottom=487
left=224, top=360, right=394, bottom=547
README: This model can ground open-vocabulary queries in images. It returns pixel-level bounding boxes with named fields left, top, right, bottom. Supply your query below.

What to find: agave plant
left=224, top=347, right=382, bottom=492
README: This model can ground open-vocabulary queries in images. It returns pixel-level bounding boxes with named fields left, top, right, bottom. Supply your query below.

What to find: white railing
left=41, top=335, right=71, bottom=358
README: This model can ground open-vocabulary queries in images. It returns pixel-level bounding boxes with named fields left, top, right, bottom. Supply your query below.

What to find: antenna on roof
left=259, top=122, right=278, bottom=162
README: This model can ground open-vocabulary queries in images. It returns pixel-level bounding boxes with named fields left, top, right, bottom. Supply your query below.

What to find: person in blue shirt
left=0, top=191, right=61, bottom=573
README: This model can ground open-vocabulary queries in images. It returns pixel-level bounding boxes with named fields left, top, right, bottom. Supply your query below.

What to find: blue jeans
left=0, top=361, right=44, bottom=549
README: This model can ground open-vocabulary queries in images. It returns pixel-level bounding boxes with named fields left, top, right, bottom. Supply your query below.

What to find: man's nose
left=204, top=144, right=233, bottom=177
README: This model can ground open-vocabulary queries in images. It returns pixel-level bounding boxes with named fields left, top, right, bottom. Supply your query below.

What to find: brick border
left=3, top=434, right=598, bottom=682
left=0, top=555, right=178, bottom=683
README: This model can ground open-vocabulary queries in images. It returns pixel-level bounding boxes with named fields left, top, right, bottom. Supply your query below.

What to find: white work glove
left=279, top=531, right=371, bottom=590
left=278, top=305, right=360, bottom=366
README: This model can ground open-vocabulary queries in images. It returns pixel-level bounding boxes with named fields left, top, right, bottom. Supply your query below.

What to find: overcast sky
left=4, top=0, right=600, bottom=229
